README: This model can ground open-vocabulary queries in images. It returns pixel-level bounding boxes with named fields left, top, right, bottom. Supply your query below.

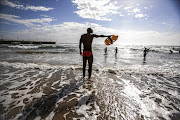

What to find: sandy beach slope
left=0, top=61, right=180, bottom=120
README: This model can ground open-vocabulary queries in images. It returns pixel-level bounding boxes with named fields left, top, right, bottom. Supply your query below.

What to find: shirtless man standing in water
left=79, top=28, right=111, bottom=79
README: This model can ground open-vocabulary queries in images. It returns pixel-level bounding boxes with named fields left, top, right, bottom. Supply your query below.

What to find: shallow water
left=0, top=44, right=180, bottom=120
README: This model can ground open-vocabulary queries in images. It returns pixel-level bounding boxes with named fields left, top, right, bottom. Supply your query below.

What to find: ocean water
left=0, top=43, right=180, bottom=120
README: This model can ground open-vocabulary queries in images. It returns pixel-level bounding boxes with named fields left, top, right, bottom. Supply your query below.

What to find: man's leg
left=83, top=57, right=87, bottom=78
left=88, top=55, right=93, bottom=79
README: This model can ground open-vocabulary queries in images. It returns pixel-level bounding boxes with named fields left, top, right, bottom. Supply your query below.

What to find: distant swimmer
left=169, top=50, right=173, bottom=54
left=172, top=47, right=180, bottom=53
left=115, top=47, right=118, bottom=55
left=79, top=28, right=111, bottom=79
left=143, top=47, right=150, bottom=60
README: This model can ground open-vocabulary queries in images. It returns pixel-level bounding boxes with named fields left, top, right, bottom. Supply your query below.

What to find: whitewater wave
left=5, top=44, right=78, bottom=50
left=0, top=61, right=179, bottom=77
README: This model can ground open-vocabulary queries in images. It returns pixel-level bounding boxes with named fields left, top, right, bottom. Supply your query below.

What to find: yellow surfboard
left=104, top=35, right=118, bottom=45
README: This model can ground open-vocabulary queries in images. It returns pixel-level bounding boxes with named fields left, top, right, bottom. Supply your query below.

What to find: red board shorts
left=83, top=51, right=93, bottom=57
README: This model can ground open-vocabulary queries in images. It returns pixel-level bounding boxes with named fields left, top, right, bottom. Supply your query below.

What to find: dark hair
left=87, top=28, right=93, bottom=33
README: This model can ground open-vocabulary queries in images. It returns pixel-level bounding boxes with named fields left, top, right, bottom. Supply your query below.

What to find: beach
left=0, top=44, right=180, bottom=120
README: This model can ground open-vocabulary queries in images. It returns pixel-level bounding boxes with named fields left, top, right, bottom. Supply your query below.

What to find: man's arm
left=93, top=34, right=113, bottom=43
left=93, top=34, right=111, bottom=38
left=79, top=36, right=83, bottom=55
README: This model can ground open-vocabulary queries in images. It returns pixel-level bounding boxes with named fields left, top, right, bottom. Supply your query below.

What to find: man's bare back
left=79, top=28, right=111, bottom=79
left=79, top=33, right=98, bottom=51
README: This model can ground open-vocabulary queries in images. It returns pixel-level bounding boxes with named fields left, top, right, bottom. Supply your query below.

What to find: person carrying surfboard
left=79, top=28, right=111, bottom=79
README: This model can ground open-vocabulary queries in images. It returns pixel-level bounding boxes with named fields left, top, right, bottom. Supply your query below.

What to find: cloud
left=72, top=0, right=121, bottom=21
left=0, top=13, right=53, bottom=27
left=4, top=22, right=179, bottom=45
left=135, top=14, right=146, bottom=18
left=162, top=22, right=175, bottom=29
left=24, top=6, right=53, bottom=11
left=133, top=8, right=140, bottom=13
left=0, top=0, right=23, bottom=8
left=144, top=6, right=153, bottom=10
left=72, top=0, right=150, bottom=20
left=144, top=7, right=148, bottom=9
left=9, top=22, right=101, bottom=43
left=0, top=21, right=17, bottom=25
left=117, top=30, right=180, bottom=45
left=0, top=0, right=54, bottom=11
left=125, top=8, right=146, bottom=19
left=40, top=15, right=50, bottom=18
left=124, top=6, right=132, bottom=10
left=122, top=2, right=151, bottom=20
left=119, top=13, right=124, bottom=16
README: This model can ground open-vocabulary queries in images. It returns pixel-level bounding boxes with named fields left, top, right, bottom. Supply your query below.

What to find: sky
left=0, top=0, right=179, bottom=45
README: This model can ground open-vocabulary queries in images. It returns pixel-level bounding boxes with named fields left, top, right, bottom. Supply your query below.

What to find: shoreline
left=0, top=39, right=56, bottom=44
left=0, top=62, right=180, bottom=119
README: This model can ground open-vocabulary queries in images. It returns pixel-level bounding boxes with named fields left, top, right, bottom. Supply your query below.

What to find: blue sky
left=0, top=0, right=179, bottom=45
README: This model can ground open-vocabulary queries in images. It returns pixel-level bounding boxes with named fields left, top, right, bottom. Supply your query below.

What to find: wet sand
left=0, top=63, right=180, bottom=120
left=0, top=65, right=101, bottom=120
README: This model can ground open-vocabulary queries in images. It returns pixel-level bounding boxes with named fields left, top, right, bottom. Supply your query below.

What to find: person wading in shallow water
left=143, top=47, right=150, bottom=60
left=79, top=28, right=111, bottom=79
left=115, top=47, right=118, bottom=55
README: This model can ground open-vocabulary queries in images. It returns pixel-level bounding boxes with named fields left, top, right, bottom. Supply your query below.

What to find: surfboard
left=104, top=35, right=118, bottom=45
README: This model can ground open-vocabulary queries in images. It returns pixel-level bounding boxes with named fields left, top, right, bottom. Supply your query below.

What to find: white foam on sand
left=76, top=105, right=91, bottom=117
left=143, top=75, right=180, bottom=120
left=121, top=78, right=152, bottom=117
left=120, top=72, right=179, bottom=120
left=1, top=60, right=179, bottom=78
left=0, top=70, right=45, bottom=108
left=0, top=62, right=56, bottom=120
left=45, top=111, right=55, bottom=120
left=93, top=67, right=180, bottom=120
left=0, top=58, right=179, bottom=120
left=96, top=62, right=180, bottom=77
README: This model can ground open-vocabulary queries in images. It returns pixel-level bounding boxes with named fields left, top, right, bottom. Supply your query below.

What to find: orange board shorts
left=83, top=51, right=93, bottom=57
